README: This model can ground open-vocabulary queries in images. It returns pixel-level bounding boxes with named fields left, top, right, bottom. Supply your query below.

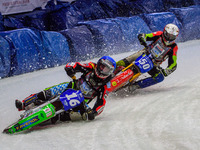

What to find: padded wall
left=39, top=31, right=71, bottom=67
left=0, top=0, right=200, bottom=78
left=170, top=6, right=200, bottom=41
left=4, top=10, right=49, bottom=31
left=0, top=13, right=5, bottom=31
left=78, top=19, right=126, bottom=56
left=0, top=36, right=11, bottom=78
left=60, top=25, right=97, bottom=61
left=97, top=0, right=134, bottom=17
left=111, top=16, right=152, bottom=51
left=72, top=0, right=109, bottom=20
left=142, top=12, right=183, bottom=42
left=162, top=0, right=196, bottom=10
left=0, top=29, right=43, bottom=76
left=48, top=3, right=84, bottom=31
left=131, top=0, right=165, bottom=13
left=0, top=29, right=70, bottom=78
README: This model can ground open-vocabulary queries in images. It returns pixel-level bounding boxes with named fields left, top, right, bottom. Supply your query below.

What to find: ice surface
left=0, top=40, right=200, bottom=150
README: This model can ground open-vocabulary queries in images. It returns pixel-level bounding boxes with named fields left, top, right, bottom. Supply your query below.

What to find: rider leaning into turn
left=15, top=56, right=116, bottom=123
left=116, top=23, right=179, bottom=92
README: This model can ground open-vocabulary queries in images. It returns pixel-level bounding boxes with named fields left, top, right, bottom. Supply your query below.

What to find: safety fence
left=0, top=0, right=200, bottom=78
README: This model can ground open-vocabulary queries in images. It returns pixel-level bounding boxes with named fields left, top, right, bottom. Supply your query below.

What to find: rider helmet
left=162, top=23, right=179, bottom=46
left=95, top=56, right=116, bottom=79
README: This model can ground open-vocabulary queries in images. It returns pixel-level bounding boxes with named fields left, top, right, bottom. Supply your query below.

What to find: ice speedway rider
left=116, top=23, right=179, bottom=92
left=15, top=56, right=116, bottom=123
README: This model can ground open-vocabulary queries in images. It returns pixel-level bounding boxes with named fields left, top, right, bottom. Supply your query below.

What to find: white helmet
left=162, top=24, right=179, bottom=46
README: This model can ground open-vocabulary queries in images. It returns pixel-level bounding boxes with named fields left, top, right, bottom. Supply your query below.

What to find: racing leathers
left=116, top=31, right=178, bottom=89
left=64, top=61, right=112, bottom=119
left=16, top=62, right=112, bottom=122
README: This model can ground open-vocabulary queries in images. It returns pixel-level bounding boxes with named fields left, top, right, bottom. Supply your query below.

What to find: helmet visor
left=163, top=30, right=176, bottom=41
left=96, top=59, right=115, bottom=78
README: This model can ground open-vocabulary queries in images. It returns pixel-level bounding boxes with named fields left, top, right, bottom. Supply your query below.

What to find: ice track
left=0, top=40, right=200, bottom=150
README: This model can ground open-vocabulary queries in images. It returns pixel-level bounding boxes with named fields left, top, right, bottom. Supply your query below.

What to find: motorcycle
left=3, top=89, right=86, bottom=134
left=3, top=49, right=154, bottom=134
left=106, top=52, right=154, bottom=92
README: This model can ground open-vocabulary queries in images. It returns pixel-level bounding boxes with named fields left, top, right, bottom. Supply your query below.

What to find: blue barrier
left=39, top=31, right=71, bottom=67
left=0, top=13, right=5, bottom=31
left=141, top=12, right=182, bottom=32
left=131, top=0, right=165, bottom=13
left=98, top=0, right=122, bottom=18
left=170, top=6, right=200, bottom=41
left=60, top=25, right=97, bottom=61
left=4, top=10, right=49, bottom=31
left=111, top=16, right=152, bottom=51
left=1, top=1, right=200, bottom=78
left=0, top=36, right=11, bottom=78
left=0, top=29, right=42, bottom=76
left=141, top=12, right=183, bottom=42
left=97, top=0, right=133, bottom=18
left=23, top=10, right=49, bottom=31
left=193, top=0, right=200, bottom=5
left=61, top=16, right=152, bottom=60
left=3, top=16, right=26, bottom=30
left=78, top=19, right=125, bottom=56
left=48, top=3, right=84, bottom=31
left=0, top=22, right=4, bottom=31
left=0, top=28, right=70, bottom=78
left=162, top=0, right=195, bottom=9
left=72, top=0, right=108, bottom=20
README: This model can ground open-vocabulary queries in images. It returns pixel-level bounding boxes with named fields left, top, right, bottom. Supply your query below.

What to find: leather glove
left=82, top=101, right=95, bottom=121
left=64, top=66, right=75, bottom=78
left=138, top=33, right=147, bottom=48
left=161, top=68, right=172, bottom=77
left=87, top=108, right=95, bottom=120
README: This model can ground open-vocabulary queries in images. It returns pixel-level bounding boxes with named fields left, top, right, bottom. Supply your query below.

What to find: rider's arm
left=145, top=31, right=163, bottom=40
left=92, top=86, right=107, bottom=116
left=162, top=44, right=178, bottom=76
left=65, top=62, right=95, bottom=78
left=138, top=31, right=163, bottom=47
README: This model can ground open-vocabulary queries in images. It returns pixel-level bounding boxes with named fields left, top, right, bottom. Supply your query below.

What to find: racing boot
left=87, top=108, right=96, bottom=120
left=128, top=83, right=140, bottom=93
left=15, top=94, right=38, bottom=111
left=51, top=114, right=59, bottom=124
left=82, top=102, right=96, bottom=121
left=15, top=100, right=25, bottom=111
left=59, top=111, right=71, bottom=122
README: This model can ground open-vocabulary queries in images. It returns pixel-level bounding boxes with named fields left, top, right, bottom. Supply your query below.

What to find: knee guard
left=154, top=72, right=164, bottom=83
left=137, top=72, right=164, bottom=88
left=116, top=60, right=126, bottom=67
left=116, top=58, right=130, bottom=67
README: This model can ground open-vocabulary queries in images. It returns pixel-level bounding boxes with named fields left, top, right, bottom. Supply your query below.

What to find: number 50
left=139, top=58, right=150, bottom=70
